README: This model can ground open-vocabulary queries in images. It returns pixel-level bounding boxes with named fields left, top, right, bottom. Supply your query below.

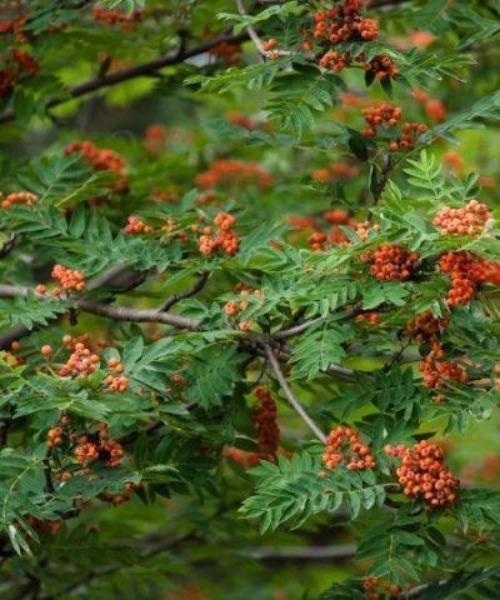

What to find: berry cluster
left=361, top=104, right=427, bottom=150
left=222, top=446, right=260, bottom=469
left=462, top=453, right=500, bottom=485
left=441, top=252, right=500, bottom=305
left=2, top=349, right=22, bottom=368
left=442, top=150, right=464, bottom=173
left=224, top=285, right=263, bottom=332
left=0, top=190, right=38, bottom=209
left=309, top=217, right=378, bottom=251
left=252, top=387, right=280, bottom=457
left=58, top=342, right=100, bottom=377
left=318, top=49, right=350, bottom=73
left=47, top=426, right=65, bottom=448
left=362, top=103, right=402, bottom=138
left=143, top=124, right=168, bottom=153
left=92, top=7, right=142, bottom=30
left=208, top=41, right=242, bottom=66
left=0, top=15, right=27, bottom=43
left=309, top=230, right=328, bottom=251
left=355, top=311, right=379, bottom=325
left=262, top=38, right=281, bottom=59
left=51, top=264, right=86, bottom=292
left=340, top=91, right=367, bottom=107
left=420, top=348, right=467, bottom=389
left=227, top=112, right=256, bottom=131
left=406, top=311, right=467, bottom=393
left=74, top=441, right=99, bottom=464
left=74, top=423, right=124, bottom=467
left=198, top=212, right=239, bottom=256
left=365, top=54, right=398, bottom=80
left=11, top=48, right=39, bottom=75
left=46, top=414, right=69, bottom=449
left=153, top=189, right=178, bottom=204
left=170, top=373, right=186, bottom=387
left=98, top=481, right=139, bottom=505
left=195, top=159, right=272, bottom=189
left=27, top=517, right=61, bottom=535
left=439, top=251, right=482, bottom=306
left=262, top=38, right=278, bottom=52
left=405, top=311, right=448, bottom=346
left=409, top=30, right=436, bottom=49
left=433, top=200, right=491, bottom=236
left=0, top=47, right=39, bottom=99
left=323, top=426, right=376, bottom=471
left=370, top=245, right=419, bottom=281
left=478, top=259, right=500, bottom=286
left=224, top=301, right=243, bottom=317
left=313, top=2, right=378, bottom=45
left=105, top=357, right=129, bottom=392
left=414, top=88, right=447, bottom=123
left=324, top=208, right=351, bottom=225
left=3, top=342, right=26, bottom=369
left=362, top=577, right=401, bottom=600
left=385, top=441, right=459, bottom=508
left=144, top=124, right=192, bottom=154
left=388, top=121, right=428, bottom=152
left=352, top=219, right=379, bottom=242
left=288, top=214, right=317, bottom=230
left=65, top=141, right=127, bottom=190
left=124, top=214, right=153, bottom=234
left=313, top=162, right=360, bottom=183
left=62, top=333, right=96, bottom=351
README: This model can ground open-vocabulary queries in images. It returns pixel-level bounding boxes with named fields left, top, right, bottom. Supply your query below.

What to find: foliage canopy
left=0, top=0, right=499, bottom=598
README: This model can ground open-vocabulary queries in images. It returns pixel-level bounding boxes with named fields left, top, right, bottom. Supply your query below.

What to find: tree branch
left=0, top=264, right=136, bottom=347
left=247, top=543, right=356, bottom=560
left=0, top=284, right=199, bottom=332
left=78, top=298, right=199, bottom=330
left=158, top=272, right=209, bottom=312
left=0, top=32, right=250, bottom=126
left=264, top=343, right=327, bottom=443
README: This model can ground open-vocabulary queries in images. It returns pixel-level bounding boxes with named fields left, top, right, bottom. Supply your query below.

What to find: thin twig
left=264, top=343, right=327, bottom=443
left=43, top=450, right=55, bottom=495
left=0, top=235, right=16, bottom=259
left=275, top=304, right=364, bottom=340
left=235, top=0, right=292, bottom=58
left=158, top=272, right=209, bottom=312
left=274, top=317, right=325, bottom=340
left=398, top=578, right=448, bottom=599
left=371, top=0, right=412, bottom=8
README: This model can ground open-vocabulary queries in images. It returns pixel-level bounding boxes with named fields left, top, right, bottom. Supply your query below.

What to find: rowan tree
left=0, top=0, right=499, bottom=598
